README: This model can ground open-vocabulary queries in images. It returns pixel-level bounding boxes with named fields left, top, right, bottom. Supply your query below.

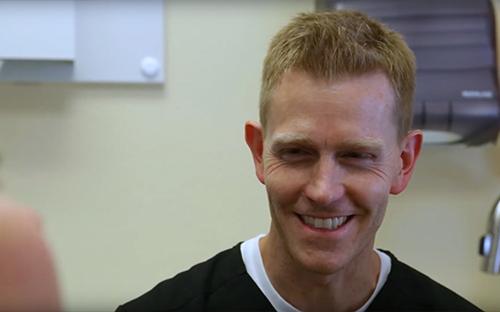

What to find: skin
left=0, top=196, right=60, bottom=312
left=245, top=70, right=422, bottom=311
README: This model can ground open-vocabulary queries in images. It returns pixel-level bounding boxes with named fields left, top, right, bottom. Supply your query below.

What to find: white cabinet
left=0, top=0, right=164, bottom=84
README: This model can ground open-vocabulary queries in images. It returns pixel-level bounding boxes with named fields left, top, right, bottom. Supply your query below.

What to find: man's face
left=247, top=70, right=416, bottom=275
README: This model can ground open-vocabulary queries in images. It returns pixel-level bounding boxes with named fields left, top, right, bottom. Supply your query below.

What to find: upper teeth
left=303, top=216, right=348, bottom=230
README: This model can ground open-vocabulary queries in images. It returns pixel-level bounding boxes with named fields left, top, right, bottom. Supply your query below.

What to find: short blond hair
left=260, top=11, right=416, bottom=139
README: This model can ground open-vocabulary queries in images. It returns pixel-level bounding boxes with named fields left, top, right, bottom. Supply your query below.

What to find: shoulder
left=369, top=250, right=481, bottom=311
left=117, top=244, right=272, bottom=311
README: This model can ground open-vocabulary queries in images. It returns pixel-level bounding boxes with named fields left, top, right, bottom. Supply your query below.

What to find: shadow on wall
left=411, top=140, right=500, bottom=193
left=0, top=83, right=70, bottom=113
left=0, top=83, right=164, bottom=113
left=486, top=138, right=500, bottom=176
left=0, top=83, right=164, bottom=174
left=0, top=84, right=73, bottom=175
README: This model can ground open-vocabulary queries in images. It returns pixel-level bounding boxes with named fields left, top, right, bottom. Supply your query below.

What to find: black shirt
left=116, top=244, right=481, bottom=311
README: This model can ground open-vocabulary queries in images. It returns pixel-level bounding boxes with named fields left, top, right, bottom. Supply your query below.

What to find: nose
left=303, top=157, right=345, bottom=208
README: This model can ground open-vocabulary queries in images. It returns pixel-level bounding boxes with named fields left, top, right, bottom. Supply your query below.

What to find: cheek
left=265, top=177, right=300, bottom=206
left=264, top=168, right=309, bottom=211
left=346, top=173, right=391, bottom=214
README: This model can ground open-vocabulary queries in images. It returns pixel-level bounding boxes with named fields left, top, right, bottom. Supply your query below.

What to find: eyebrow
left=336, top=138, right=384, bottom=152
left=269, top=133, right=314, bottom=146
left=269, top=133, right=384, bottom=152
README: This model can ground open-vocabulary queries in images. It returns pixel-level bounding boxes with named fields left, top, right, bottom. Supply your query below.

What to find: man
left=117, top=11, right=480, bottom=311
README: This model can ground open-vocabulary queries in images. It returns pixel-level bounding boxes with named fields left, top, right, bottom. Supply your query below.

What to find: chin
left=296, top=249, right=349, bottom=276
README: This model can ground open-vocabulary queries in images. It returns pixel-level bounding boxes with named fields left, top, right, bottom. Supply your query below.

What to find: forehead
left=265, top=70, right=397, bottom=145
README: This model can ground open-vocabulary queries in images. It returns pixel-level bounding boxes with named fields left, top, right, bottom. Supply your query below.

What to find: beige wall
left=377, top=143, right=500, bottom=311
left=0, top=1, right=498, bottom=311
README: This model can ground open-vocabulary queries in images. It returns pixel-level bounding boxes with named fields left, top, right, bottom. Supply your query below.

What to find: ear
left=244, top=121, right=265, bottom=184
left=390, top=130, right=423, bottom=194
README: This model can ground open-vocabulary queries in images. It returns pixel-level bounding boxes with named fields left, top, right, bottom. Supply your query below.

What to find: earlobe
left=244, top=121, right=265, bottom=184
left=390, top=130, right=423, bottom=194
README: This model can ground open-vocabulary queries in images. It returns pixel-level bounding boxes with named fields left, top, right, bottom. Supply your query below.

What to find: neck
left=259, top=233, right=380, bottom=312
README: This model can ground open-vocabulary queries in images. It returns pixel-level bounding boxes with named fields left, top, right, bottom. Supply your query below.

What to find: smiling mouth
left=300, top=215, right=351, bottom=231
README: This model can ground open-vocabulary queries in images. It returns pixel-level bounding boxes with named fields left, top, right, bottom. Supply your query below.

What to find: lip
left=300, top=213, right=353, bottom=219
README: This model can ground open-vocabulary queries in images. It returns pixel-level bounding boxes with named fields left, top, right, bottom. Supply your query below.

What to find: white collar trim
left=241, top=234, right=392, bottom=312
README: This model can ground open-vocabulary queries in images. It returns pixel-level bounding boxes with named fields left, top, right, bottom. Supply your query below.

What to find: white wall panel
left=0, top=1, right=75, bottom=61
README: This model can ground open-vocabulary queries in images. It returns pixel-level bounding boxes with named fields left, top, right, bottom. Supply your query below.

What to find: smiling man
left=118, top=11, right=480, bottom=311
